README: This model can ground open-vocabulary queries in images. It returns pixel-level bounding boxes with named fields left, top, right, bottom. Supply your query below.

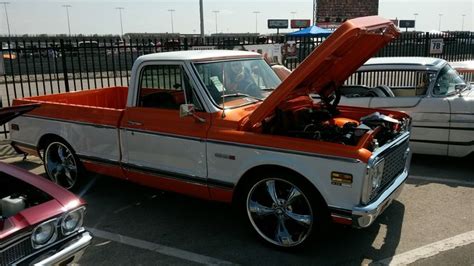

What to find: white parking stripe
left=408, top=175, right=474, bottom=187
left=86, top=227, right=238, bottom=266
left=373, top=230, right=474, bottom=265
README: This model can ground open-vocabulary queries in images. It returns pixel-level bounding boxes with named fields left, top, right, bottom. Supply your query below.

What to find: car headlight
left=31, top=219, right=58, bottom=249
left=61, top=207, right=85, bottom=236
left=367, top=158, right=385, bottom=191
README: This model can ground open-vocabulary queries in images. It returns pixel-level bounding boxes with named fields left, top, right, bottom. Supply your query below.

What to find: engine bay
left=262, top=101, right=407, bottom=150
left=0, top=172, right=52, bottom=219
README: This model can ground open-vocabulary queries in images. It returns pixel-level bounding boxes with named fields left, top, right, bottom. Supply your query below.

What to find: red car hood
left=245, top=16, right=399, bottom=129
left=0, top=163, right=84, bottom=240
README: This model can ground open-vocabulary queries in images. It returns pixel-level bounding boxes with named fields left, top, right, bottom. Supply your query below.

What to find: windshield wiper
left=261, top=88, right=275, bottom=91
left=222, top=93, right=263, bottom=101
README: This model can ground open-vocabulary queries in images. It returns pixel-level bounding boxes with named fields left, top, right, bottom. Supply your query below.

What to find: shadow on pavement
left=80, top=174, right=405, bottom=265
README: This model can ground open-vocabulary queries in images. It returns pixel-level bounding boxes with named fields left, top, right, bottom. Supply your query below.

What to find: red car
left=0, top=105, right=91, bottom=265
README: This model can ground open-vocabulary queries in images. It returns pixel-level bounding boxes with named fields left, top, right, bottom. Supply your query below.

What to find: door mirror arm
left=180, top=104, right=206, bottom=123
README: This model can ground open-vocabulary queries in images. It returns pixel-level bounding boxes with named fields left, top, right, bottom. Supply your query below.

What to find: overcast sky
left=1, top=0, right=472, bottom=35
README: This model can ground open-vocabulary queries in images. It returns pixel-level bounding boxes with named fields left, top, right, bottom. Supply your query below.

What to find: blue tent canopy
left=287, top=25, right=332, bottom=37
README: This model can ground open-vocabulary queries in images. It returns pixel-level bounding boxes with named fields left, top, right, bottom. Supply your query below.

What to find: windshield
left=433, top=65, right=467, bottom=96
left=194, top=59, right=281, bottom=108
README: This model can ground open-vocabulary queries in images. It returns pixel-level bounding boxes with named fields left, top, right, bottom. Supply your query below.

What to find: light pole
left=413, top=12, right=418, bottom=31
left=253, top=11, right=260, bottom=34
left=461, top=14, right=466, bottom=31
left=0, top=2, right=11, bottom=37
left=199, top=0, right=204, bottom=39
left=212, top=10, right=219, bottom=34
left=116, top=7, right=124, bottom=38
left=168, top=9, right=175, bottom=33
left=438, top=13, right=443, bottom=31
left=62, top=4, right=72, bottom=36
left=290, top=11, right=297, bottom=19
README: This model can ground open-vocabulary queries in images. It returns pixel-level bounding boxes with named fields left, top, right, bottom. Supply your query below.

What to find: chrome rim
left=246, top=178, right=313, bottom=247
left=44, top=142, right=78, bottom=189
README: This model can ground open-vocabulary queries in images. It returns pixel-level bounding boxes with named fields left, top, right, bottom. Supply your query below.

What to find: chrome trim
left=352, top=169, right=408, bottom=228
left=31, top=231, right=92, bottom=266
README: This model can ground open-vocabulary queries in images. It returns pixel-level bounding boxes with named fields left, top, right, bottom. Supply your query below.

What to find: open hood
left=0, top=104, right=39, bottom=125
left=245, top=16, right=399, bottom=129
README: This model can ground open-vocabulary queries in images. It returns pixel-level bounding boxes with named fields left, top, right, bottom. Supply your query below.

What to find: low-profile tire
left=241, top=171, right=329, bottom=249
left=43, top=140, right=84, bottom=191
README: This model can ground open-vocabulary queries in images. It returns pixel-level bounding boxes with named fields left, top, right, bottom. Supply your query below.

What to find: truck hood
left=245, top=16, right=399, bottom=129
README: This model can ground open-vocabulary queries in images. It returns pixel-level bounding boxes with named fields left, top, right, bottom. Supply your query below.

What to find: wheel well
left=232, top=164, right=327, bottom=208
left=37, top=134, right=69, bottom=158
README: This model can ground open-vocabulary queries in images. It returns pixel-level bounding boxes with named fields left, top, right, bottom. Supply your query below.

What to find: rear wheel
left=43, top=141, right=82, bottom=190
left=243, top=173, right=328, bottom=248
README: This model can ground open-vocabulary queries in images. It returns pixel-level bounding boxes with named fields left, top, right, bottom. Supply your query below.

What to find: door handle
left=127, top=120, right=143, bottom=126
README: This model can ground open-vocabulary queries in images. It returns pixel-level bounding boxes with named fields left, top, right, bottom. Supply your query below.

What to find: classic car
left=9, top=16, right=412, bottom=248
left=0, top=105, right=91, bottom=265
left=338, top=57, right=473, bottom=157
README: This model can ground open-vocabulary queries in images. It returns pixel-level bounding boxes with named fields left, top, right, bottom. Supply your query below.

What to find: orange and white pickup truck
left=10, top=16, right=411, bottom=248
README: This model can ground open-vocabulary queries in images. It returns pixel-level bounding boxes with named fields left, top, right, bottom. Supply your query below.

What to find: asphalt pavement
left=2, top=152, right=473, bottom=266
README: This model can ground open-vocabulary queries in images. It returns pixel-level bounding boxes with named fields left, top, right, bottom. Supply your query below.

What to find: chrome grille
left=370, top=140, right=409, bottom=201
left=0, top=236, right=34, bottom=266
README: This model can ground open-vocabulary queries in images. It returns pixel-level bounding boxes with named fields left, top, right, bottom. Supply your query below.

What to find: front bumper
left=29, top=230, right=92, bottom=265
left=352, top=169, right=408, bottom=228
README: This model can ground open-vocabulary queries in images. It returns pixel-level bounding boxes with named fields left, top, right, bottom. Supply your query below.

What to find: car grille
left=370, top=139, right=409, bottom=201
left=0, top=235, right=34, bottom=266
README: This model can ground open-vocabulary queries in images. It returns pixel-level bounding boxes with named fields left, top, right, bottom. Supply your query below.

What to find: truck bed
left=13, top=87, right=128, bottom=127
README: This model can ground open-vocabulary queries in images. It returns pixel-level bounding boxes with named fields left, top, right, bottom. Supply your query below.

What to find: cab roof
left=136, top=50, right=261, bottom=63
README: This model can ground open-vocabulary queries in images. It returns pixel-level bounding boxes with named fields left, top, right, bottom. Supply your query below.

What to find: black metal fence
left=0, top=31, right=473, bottom=136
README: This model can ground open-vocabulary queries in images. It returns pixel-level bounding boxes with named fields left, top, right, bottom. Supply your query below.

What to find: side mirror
left=179, top=104, right=206, bottom=123
left=455, top=84, right=467, bottom=96
left=180, top=103, right=195, bottom=118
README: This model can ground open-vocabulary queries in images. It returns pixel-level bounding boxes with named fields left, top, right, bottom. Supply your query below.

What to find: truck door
left=120, top=62, right=211, bottom=199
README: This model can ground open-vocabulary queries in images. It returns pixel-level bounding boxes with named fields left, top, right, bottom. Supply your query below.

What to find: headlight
left=367, top=158, right=385, bottom=191
left=61, top=207, right=85, bottom=236
left=31, top=219, right=58, bottom=248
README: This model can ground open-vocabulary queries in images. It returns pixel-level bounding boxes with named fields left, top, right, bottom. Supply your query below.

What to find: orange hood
left=244, top=16, right=399, bottom=129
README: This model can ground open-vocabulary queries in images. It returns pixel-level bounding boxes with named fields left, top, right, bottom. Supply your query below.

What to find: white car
left=340, top=57, right=473, bottom=157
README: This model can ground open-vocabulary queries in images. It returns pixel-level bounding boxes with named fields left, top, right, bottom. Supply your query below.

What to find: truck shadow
left=81, top=174, right=405, bottom=266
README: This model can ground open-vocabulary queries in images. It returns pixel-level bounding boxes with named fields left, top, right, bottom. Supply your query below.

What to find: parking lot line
left=86, top=227, right=238, bottom=266
left=373, top=230, right=474, bottom=265
left=409, top=175, right=474, bottom=187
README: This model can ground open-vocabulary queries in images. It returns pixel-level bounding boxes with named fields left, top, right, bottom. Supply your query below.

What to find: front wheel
left=43, top=141, right=82, bottom=190
left=244, top=175, right=326, bottom=248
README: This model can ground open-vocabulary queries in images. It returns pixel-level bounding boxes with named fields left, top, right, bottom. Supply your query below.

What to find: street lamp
left=253, top=11, right=260, bottom=34
left=461, top=14, right=466, bottom=31
left=212, top=10, right=219, bottom=34
left=116, top=7, right=124, bottom=38
left=290, top=11, right=297, bottom=19
left=438, top=13, right=443, bottom=31
left=168, top=9, right=175, bottom=33
left=413, top=12, right=418, bottom=31
left=62, top=4, right=72, bottom=36
left=0, top=2, right=11, bottom=37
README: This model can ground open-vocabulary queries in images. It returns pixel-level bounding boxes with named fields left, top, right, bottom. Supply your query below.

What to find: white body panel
left=10, top=116, right=121, bottom=161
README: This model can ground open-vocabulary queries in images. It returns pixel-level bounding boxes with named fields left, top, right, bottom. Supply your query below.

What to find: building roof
left=136, top=50, right=261, bottom=62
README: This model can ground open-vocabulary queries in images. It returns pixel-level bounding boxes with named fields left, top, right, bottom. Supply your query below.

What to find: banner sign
left=291, top=19, right=311, bottom=29
left=268, top=19, right=288, bottom=29
left=399, top=20, right=415, bottom=28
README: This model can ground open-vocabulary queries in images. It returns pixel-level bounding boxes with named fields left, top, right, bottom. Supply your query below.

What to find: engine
left=0, top=172, right=52, bottom=219
left=262, top=106, right=405, bottom=148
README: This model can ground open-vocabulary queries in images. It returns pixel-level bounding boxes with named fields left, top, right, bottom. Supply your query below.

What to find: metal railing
left=0, top=31, right=473, bottom=137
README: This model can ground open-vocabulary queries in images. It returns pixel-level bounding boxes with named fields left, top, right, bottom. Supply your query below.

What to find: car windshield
left=194, top=59, right=281, bottom=108
left=433, top=65, right=467, bottom=96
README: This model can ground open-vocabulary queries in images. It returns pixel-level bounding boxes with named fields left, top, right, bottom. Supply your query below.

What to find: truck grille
left=0, top=235, right=34, bottom=266
left=370, top=139, right=409, bottom=201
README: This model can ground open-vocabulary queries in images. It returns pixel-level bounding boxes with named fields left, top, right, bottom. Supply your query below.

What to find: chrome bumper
left=352, top=169, right=408, bottom=228
left=31, top=230, right=92, bottom=266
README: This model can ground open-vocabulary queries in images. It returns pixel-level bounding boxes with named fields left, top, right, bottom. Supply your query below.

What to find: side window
left=138, top=65, right=202, bottom=110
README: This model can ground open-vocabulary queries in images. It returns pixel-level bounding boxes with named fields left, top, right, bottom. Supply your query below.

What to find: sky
left=0, top=0, right=472, bottom=35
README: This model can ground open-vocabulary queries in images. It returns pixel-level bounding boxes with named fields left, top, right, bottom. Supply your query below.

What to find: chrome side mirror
left=179, top=104, right=206, bottom=123
left=180, top=103, right=195, bottom=118
left=455, top=84, right=467, bottom=96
